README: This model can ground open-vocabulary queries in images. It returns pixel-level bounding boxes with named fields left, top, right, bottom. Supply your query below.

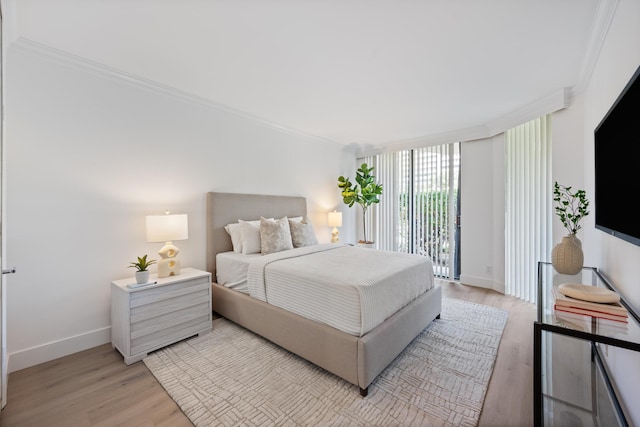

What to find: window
left=365, top=142, right=460, bottom=279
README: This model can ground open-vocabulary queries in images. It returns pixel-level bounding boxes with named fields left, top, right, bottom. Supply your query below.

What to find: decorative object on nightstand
left=128, top=254, right=156, bottom=284
left=551, top=182, right=589, bottom=275
left=337, top=163, right=383, bottom=246
left=146, top=211, right=188, bottom=278
left=328, top=210, right=342, bottom=243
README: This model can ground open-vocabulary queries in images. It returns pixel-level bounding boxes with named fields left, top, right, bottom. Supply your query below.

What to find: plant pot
left=135, top=270, right=150, bottom=284
left=551, top=235, right=583, bottom=275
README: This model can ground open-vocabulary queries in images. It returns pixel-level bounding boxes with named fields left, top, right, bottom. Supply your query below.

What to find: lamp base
left=331, top=227, right=340, bottom=243
left=157, top=241, right=181, bottom=278
left=157, top=257, right=181, bottom=278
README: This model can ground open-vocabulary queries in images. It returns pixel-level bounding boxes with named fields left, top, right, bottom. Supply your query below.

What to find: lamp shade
left=328, top=211, right=342, bottom=227
left=146, top=214, right=189, bottom=243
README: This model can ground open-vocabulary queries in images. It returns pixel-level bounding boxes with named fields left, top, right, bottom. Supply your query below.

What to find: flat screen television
left=594, top=63, right=640, bottom=247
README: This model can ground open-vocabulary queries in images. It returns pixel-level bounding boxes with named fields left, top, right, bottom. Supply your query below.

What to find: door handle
left=2, top=267, right=16, bottom=274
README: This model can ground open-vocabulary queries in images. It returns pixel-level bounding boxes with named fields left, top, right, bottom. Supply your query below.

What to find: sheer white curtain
left=505, top=115, right=553, bottom=303
left=361, top=153, right=399, bottom=251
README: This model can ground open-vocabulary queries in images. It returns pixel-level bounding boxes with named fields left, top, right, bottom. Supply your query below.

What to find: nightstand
left=111, top=267, right=212, bottom=364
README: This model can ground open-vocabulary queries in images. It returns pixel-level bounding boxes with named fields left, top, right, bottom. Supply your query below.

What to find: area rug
left=143, top=298, right=508, bottom=427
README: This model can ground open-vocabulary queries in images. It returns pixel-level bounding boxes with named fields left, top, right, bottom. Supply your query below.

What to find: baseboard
left=2, top=342, right=7, bottom=409
left=458, top=274, right=504, bottom=293
left=8, top=326, right=111, bottom=373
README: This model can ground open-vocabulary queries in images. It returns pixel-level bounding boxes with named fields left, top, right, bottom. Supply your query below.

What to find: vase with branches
left=551, top=182, right=590, bottom=274
left=337, top=163, right=383, bottom=245
left=553, top=181, right=590, bottom=235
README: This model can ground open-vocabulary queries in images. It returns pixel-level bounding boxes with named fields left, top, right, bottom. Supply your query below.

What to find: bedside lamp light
left=146, top=211, right=188, bottom=278
left=328, top=210, right=342, bottom=243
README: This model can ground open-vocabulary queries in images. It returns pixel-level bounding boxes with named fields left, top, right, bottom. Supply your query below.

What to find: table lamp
left=146, top=211, right=189, bottom=278
left=328, top=210, right=342, bottom=243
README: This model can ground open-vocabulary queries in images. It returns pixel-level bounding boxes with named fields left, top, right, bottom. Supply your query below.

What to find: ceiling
left=9, top=0, right=603, bottom=151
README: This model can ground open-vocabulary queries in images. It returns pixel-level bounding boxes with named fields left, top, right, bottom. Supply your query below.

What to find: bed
left=206, top=191, right=442, bottom=396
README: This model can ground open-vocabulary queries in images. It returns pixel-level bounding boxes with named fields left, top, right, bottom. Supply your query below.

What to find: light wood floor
left=0, top=281, right=535, bottom=427
left=444, top=281, right=536, bottom=427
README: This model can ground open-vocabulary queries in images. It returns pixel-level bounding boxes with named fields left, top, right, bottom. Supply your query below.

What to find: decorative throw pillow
left=289, top=218, right=318, bottom=248
left=260, top=217, right=293, bottom=255
left=224, top=222, right=243, bottom=253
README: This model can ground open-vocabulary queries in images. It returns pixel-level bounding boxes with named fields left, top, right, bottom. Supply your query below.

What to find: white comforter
left=247, top=244, right=434, bottom=336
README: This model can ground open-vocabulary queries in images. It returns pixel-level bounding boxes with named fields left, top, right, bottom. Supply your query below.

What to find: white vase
left=135, top=270, right=150, bottom=284
left=551, top=235, right=583, bottom=275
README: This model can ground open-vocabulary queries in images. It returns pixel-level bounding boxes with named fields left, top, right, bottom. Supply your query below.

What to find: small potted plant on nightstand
left=129, top=254, right=156, bottom=284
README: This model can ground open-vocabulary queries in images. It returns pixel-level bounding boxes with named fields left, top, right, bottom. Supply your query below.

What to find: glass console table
left=534, top=262, right=640, bottom=426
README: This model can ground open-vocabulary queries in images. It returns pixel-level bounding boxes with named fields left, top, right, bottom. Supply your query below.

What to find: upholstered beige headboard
left=206, top=192, right=308, bottom=279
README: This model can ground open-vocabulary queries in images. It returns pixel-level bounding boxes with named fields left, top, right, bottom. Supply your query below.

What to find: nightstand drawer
left=131, top=314, right=211, bottom=355
left=131, top=301, right=210, bottom=339
left=130, top=289, right=209, bottom=323
left=130, top=277, right=209, bottom=308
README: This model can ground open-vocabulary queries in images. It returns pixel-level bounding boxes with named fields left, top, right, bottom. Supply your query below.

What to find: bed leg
left=360, top=387, right=368, bottom=397
left=436, top=313, right=441, bottom=319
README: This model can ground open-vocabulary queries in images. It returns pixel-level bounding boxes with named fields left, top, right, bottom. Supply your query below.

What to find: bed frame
left=206, top=191, right=442, bottom=396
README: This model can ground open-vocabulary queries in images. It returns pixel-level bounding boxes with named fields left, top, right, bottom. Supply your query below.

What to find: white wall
left=552, top=94, right=586, bottom=243
left=554, top=0, right=640, bottom=423
left=583, top=0, right=640, bottom=423
left=4, top=44, right=356, bottom=372
left=459, top=134, right=505, bottom=292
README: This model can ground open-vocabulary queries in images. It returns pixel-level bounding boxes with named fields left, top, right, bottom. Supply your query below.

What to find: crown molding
left=11, top=37, right=347, bottom=150
left=357, top=87, right=570, bottom=157
left=485, top=87, right=570, bottom=136
left=573, top=0, right=619, bottom=95
left=356, top=125, right=491, bottom=157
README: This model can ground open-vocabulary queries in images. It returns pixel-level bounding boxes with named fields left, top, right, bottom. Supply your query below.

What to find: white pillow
left=225, top=219, right=264, bottom=253
left=260, top=216, right=294, bottom=255
left=224, top=222, right=244, bottom=253
left=289, top=216, right=303, bottom=222
left=289, top=218, right=318, bottom=248
left=239, top=219, right=262, bottom=255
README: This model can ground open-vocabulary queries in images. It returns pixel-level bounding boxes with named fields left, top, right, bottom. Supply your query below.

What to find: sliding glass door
left=403, top=144, right=460, bottom=279
left=367, top=142, right=460, bottom=280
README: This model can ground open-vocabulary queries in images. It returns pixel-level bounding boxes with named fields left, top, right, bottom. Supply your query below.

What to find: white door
left=0, top=5, right=7, bottom=409
left=0, top=5, right=17, bottom=409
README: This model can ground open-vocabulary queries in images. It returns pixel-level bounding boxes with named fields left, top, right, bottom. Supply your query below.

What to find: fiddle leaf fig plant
left=128, top=254, right=157, bottom=272
left=338, top=163, right=383, bottom=243
left=553, top=181, right=590, bottom=235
